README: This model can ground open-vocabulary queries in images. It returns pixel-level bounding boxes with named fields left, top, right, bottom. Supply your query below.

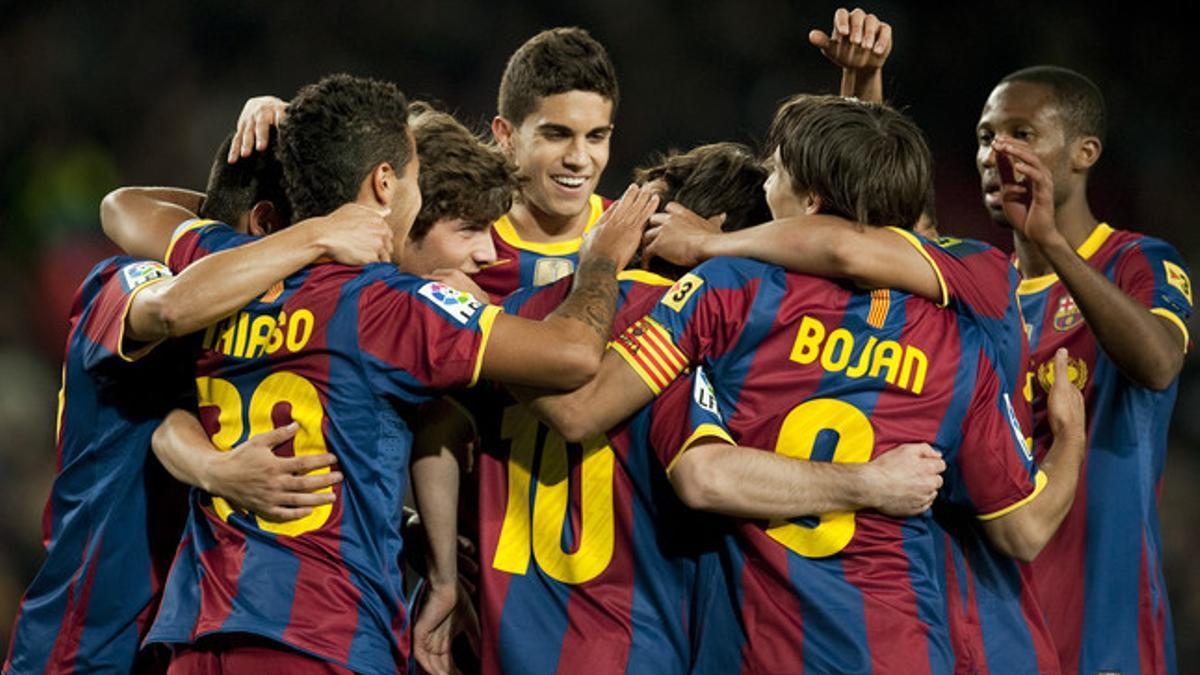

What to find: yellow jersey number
left=766, top=398, right=874, bottom=558
left=491, top=405, right=616, bottom=584
left=196, top=372, right=334, bottom=537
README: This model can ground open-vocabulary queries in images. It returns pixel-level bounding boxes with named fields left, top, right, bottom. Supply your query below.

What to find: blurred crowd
left=2, top=0, right=1197, bottom=664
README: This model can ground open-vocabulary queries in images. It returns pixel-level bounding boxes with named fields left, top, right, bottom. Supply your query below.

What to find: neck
left=1012, top=190, right=1100, bottom=278
left=507, top=198, right=590, bottom=242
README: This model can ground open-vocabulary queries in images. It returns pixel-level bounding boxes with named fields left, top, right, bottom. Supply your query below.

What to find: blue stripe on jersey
left=226, top=532, right=300, bottom=639
left=971, top=535, right=1038, bottom=673
left=689, top=544, right=748, bottom=675
left=497, top=567, right=572, bottom=675
left=708, top=268, right=785, bottom=418
left=900, top=515, right=952, bottom=675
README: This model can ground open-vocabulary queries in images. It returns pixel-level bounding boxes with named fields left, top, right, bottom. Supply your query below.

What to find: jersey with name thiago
left=612, top=256, right=1044, bottom=675
left=144, top=220, right=499, bottom=675
left=472, top=194, right=609, bottom=300
left=1016, top=223, right=1192, bottom=675
left=5, top=257, right=192, bottom=675
left=463, top=270, right=714, bottom=675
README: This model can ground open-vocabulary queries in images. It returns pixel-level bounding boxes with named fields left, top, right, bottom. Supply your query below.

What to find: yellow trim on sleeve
left=977, top=470, right=1048, bottom=521
left=1151, top=308, right=1190, bottom=353
left=469, top=305, right=503, bottom=387
left=617, top=269, right=674, bottom=286
left=491, top=194, right=604, bottom=257
left=886, top=226, right=949, bottom=307
left=665, top=423, right=735, bottom=475
left=163, top=218, right=217, bottom=267
left=117, top=276, right=171, bottom=362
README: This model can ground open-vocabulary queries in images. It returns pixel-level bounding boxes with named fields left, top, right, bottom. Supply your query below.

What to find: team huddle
left=5, top=8, right=1194, bottom=675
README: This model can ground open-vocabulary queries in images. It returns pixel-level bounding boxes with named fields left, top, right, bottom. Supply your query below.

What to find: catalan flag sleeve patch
left=610, top=316, right=689, bottom=395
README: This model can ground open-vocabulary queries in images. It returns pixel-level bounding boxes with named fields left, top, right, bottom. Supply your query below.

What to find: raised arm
left=980, top=348, right=1086, bottom=561
left=808, top=7, right=892, bottom=103
left=996, top=138, right=1187, bottom=390
left=152, top=409, right=342, bottom=522
left=101, top=187, right=205, bottom=260
left=671, top=440, right=943, bottom=519
left=125, top=203, right=393, bottom=343
left=479, top=185, right=658, bottom=390
left=644, top=204, right=941, bottom=301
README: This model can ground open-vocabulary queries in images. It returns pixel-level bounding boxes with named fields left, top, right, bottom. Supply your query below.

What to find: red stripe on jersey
left=1025, top=477, right=1087, bottom=672
left=737, top=539, right=805, bottom=673
left=46, top=536, right=102, bottom=674
left=1138, top=533, right=1165, bottom=675
left=942, top=534, right=987, bottom=675
left=477, top=448, right=517, bottom=675
left=193, top=515, right=248, bottom=635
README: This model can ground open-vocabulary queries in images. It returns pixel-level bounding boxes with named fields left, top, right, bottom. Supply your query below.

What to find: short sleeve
left=887, top=227, right=1013, bottom=320
left=81, top=259, right=173, bottom=370
left=1111, top=236, right=1193, bottom=351
left=948, top=348, right=1046, bottom=520
left=357, top=276, right=502, bottom=403
left=164, top=219, right=253, bottom=272
left=610, top=258, right=766, bottom=395
left=500, top=276, right=573, bottom=320
left=648, top=367, right=734, bottom=474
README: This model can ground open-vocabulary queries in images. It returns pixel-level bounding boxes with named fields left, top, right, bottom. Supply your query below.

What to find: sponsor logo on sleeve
left=661, top=273, right=704, bottom=312
left=418, top=281, right=483, bottom=324
left=120, top=261, right=171, bottom=292
left=693, top=367, right=722, bottom=421
left=1003, top=393, right=1033, bottom=461
left=1164, top=260, right=1192, bottom=305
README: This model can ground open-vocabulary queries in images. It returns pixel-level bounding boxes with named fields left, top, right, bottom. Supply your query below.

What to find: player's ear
left=248, top=200, right=282, bottom=236
left=360, top=161, right=396, bottom=209
left=803, top=191, right=823, bottom=216
left=491, top=116, right=515, bottom=154
left=1071, top=135, right=1102, bottom=172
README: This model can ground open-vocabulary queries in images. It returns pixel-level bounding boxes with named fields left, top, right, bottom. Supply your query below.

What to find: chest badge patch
left=1036, top=355, right=1088, bottom=392
left=1052, top=294, right=1083, bottom=332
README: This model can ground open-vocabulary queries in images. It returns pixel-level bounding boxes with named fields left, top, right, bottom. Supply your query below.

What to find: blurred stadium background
left=2, top=0, right=1197, bottom=664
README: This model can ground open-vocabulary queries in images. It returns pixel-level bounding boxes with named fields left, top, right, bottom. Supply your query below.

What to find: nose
left=474, top=231, right=498, bottom=267
left=563, top=136, right=587, bottom=170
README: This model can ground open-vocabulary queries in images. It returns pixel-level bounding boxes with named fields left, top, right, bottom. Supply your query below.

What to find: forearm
left=515, top=349, right=656, bottom=443
left=1040, top=236, right=1183, bottom=389
left=127, top=218, right=327, bottom=341
left=549, top=255, right=619, bottom=355
left=151, top=409, right=218, bottom=492
left=701, top=217, right=940, bottom=300
left=840, top=68, right=883, bottom=103
left=101, top=187, right=205, bottom=260
left=411, top=451, right=462, bottom=588
left=671, top=443, right=872, bottom=518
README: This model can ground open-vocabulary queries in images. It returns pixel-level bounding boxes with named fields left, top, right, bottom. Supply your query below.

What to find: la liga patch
left=119, top=261, right=171, bottom=292
left=418, top=281, right=483, bottom=324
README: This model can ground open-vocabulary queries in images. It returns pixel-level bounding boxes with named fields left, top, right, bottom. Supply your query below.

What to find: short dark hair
left=278, top=74, right=412, bottom=221
left=635, top=142, right=771, bottom=233
left=1000, top=65, right=1106, bottom=143
left=766, top=94, right=932, bottom=230
left=497, top=27, right=619, bottom=124
left=199, top=130, right=292, bottom=227
left=408, top=102, right=520, bottom=241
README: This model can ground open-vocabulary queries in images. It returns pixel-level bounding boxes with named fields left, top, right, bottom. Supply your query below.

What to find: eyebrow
left=535, top=123, right=614, bottom=136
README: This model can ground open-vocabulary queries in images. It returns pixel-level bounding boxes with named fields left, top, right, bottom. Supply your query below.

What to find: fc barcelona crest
left=1052, top=295, right=1083, bottom=332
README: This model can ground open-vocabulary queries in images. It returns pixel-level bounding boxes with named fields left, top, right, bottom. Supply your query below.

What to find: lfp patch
left=119, top=261, right=171, bottom=293
left=418, top=281, right=483, bottom=324
left=692, top=366, right=722, bottom=421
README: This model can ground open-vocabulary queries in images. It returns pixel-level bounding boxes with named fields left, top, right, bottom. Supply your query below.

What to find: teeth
left=552, top=176, right=586, bottom=188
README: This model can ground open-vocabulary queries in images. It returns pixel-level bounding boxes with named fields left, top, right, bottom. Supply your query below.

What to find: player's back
left=619, top=257, right=1042, bottom=674
left=6, top=257, right=191, bottom=675
left=146, top=221, right=498, bottom=675
left=466, top=271, right=707, bottom=675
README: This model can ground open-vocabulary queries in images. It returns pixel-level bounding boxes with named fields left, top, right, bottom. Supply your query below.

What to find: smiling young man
left=473, top=27, right=618, bottom=297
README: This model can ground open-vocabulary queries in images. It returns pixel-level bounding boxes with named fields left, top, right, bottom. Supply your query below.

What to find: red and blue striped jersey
left=612, top=256, right=1045, bottom=675
left=473, top=194, right=609, bottom=301
left=5, top=256, right=193, bottom=675
left=143, top=220, right=500, bottom=675
left=461, top=270, right=717, bottom=675
left=893, top=230, right=1060, bottom=674
left=1016, top=224, right=1191, bottom=675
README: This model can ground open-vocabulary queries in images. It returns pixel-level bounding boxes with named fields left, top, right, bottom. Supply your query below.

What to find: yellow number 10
left=491, top=405, right=616, bottom=584
left=196, top=372, right=334, bottom=537
left=767, top=398, right=874, bottom=558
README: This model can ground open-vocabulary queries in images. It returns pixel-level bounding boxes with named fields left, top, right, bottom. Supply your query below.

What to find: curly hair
left=497, top=27, right=618, bottom=124
left=278, top=74, right=412, bottom=220
left=766, top=94, right=932, bottom=230
left=408, top=102, right=519, bottom=241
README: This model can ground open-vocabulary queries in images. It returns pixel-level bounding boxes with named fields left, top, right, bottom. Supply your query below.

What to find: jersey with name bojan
left=144, top=220, right=499, bottom=675
left=612, top=256, right=1043, bottom=675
